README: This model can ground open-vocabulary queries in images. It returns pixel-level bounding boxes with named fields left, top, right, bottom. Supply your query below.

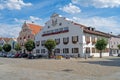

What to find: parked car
left=20, top=53, right=28, bottom=58
left=118, top=54, right=120, bottom=57
left=7, top=53, right=15, bottom=58
left=0, top=53, right=7, bottom=57
left=37, top=54, right=43, bottom=58
left=27, top=53, right=38, bottom=59
left=27, top=53, right=44, bottom=59
left=14, top=53, right=21, bottom=58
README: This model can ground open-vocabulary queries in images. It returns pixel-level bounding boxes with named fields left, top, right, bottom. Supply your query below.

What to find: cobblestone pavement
left=0, top=57, right=120, bottom=80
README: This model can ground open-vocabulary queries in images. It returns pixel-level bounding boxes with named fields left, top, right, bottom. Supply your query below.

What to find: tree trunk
left=100, top=50, right=102, bottom=58
left=48, top=51, right=52, bottom=59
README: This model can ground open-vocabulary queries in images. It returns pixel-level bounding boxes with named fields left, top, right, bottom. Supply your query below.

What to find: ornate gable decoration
left=52, top=19, right=57, bottom=26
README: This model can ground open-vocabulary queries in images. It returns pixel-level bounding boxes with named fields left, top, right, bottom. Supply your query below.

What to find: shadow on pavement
left=78, top=57, right=120, bottom=67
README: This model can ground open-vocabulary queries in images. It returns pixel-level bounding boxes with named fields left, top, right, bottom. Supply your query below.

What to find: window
left=86, top=47, right=90, bottom=53
left=21, top=43, right=24, bottom=46
left=36, top=49, right=40, bottom=53
left=59, top=23, right=62, bottom=26
left=28, top=35, right=30, bottom=38
left=92, top=36, right=96, bottom=45
left=41, top=49, right=45, bottom=53
left=64, top=27, right=68, bottom=30
left=63, top=48, right=69, bottom=53
left=20, top=37, right=22, bottom=40
left=55, top=29, right=59, bottom=32
left=48, top=26, right=50, bottom=28
left=96, top=49, right=99, bottom=53
left=72, top=36, right=78, bottom=44
left=59, top=28, right=63, bottom=31
left=47, top=31, right=50, bottom=34
left=23, top=29, right=27, bottom=32
left=55, top=38, right=60, bottom=45
left=41, top=40, right=46, bottom=46
left=72, top=48, right=79, bottom=53
left=51, top=30, right=54, bottom=33
left=63, top=37, right=69, bottom=44
left=36, top=41, right=40, bottom=47
left=55, top=48, right=60, bottom=53
left=85, top=36, right=90, bottom=44
left=103, top=48, right=109, bottom=52
left=92, top=48, right=95, bottom=53
left=23, top=36, right=26, bottom=39
left=106, top=48, right=109, bottom=52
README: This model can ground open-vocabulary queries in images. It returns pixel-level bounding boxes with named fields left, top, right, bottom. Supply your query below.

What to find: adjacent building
left=0, top=37, right=17, bottom=53
left=109, top=36, right=120, bottom=56
left=35, top=14, right=110, bottom=57
left=17, top=22, right=43, bottom=53
left=8, top=38, right=17, bottom=53
left=0, top=38, right=12, bottom=47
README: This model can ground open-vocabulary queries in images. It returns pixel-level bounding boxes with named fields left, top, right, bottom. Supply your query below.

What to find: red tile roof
left=27, top=23, right=43, bottom=35
left=0, top=38, right=12, bottom=43
left=0, top=38, right=2, bottom=40
left=3, top=38, right=12, bottom=43
left=74, top=22, right=110, bottom=38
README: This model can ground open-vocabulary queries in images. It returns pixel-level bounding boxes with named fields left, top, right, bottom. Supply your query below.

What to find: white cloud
left=0, top=0, right=32, bottom=10
left=71, top=16, right=120, bottom=34
left=30, top=16, right=42, bottom=21
left=0, top=24, right=21, bottom=38
left=14, top=18, right=25, bottom=23
left=72, top=0, right=120, bottom=8
left=14, top=16, right=42, bottom=23
left=59, top=3, right=81, bottom=14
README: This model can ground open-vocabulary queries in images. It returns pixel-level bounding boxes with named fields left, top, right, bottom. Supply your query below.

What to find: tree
left=3, top=44, right=11, bottom=53
left=117, top=44, right=120, bottom=49
left=117, top=44, right=120, bottom=54
left=0, top=46, right=2, bottom=52
left=24, top=39, right=35, bottom=53
left=14, top=43, right=21, bottom=53
left=44, top=39, right=56, bottom=58
left=95, top=38, right=107, bottom=58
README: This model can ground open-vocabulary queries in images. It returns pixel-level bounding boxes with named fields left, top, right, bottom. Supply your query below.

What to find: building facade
left=109, top=36, right=120, bottom=56
left=8, top=38, right=17, bottom=53
left=17, top=22, right=42, bottom=53
left=0, top=37, right=17, bottom=53
left=35, top=14, right=110, bottom=57
left=0, top=38, right=11, bottom=47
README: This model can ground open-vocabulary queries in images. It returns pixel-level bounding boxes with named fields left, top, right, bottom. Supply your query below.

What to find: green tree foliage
left=117, top=44, right=120, bottom=49
left=95, top=38, right=107, bottom=58
left=44, top=39, right=56, bottom=58
left=24, top=40, right=35, bottom=53
left=14, top=43, right=21, bottom=53
left=3, top=44, right=11, bottom=52
left=0, top=46, right=2, bottom=52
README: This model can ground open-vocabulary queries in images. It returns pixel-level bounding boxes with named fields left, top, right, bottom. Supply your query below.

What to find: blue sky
left=0, top=0, right=120, bottom=38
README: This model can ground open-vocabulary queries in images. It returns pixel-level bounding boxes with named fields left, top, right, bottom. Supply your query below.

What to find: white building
left=109, top=36, right=120, bottom=56
left=0, top=37, right=17, bottom=53
left=8, top=38, right=17, bottom=53
left=35, top=14, right=110, bottom=57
